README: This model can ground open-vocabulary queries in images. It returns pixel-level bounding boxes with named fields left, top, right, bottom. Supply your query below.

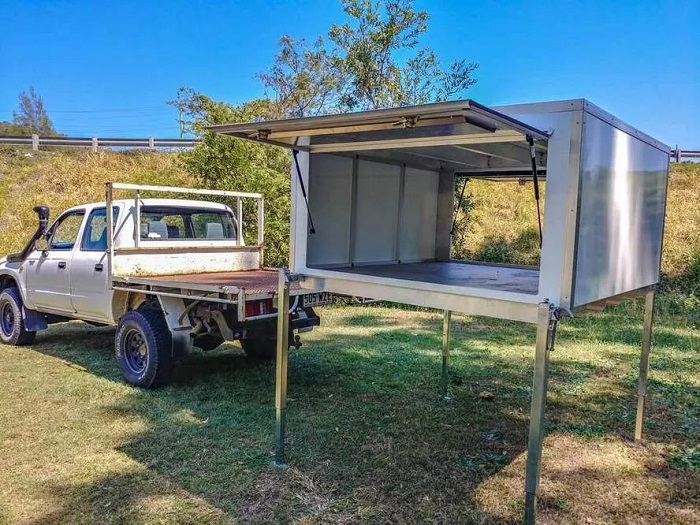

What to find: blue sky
left=1, top=0, right=698, bottom=148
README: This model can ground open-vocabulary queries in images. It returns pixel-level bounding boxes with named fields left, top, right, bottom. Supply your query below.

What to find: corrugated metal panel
left=307, top=154, right=354, bottom=266
left=399, top=167, right=439, bottom=262
left=353, top=160, right=401, bottom=263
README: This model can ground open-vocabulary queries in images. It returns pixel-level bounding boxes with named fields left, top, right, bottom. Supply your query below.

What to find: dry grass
left=0, top=149, right=193, bottom=256
left=452, top=179, right=544, bottom=265
left=660, top=162, right=700, bottom=284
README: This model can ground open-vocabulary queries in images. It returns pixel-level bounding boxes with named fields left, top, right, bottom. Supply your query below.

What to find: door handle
left=94, top=263, right=104, bottom=272
left=58, top=261, right=67, bottom=269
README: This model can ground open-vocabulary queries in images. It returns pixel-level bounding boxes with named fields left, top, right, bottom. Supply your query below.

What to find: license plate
left=302, top=292, right=332, bottom=307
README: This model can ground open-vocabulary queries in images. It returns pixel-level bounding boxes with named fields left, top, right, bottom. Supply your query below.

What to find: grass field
left=0, top=303, right=698, bottom=524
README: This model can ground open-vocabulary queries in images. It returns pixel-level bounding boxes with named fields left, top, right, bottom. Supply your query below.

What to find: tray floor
left=338, top=261, right=539, bottom=295
left=115, top=269, right=300, bottom=294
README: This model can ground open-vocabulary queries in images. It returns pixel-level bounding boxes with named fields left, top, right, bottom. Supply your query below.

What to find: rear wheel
left=241, top=333, right=278, bottom=360
left=115, top=309, right=174, bottom=388
left=0, top=287, right=36, bottom=346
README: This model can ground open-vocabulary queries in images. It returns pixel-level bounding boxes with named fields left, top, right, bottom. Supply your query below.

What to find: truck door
left=25, top=209, right=86, bottom=313
left=70, top=207, right=117, bottom=321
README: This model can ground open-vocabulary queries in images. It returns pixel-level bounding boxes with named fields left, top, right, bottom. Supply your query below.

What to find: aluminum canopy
left=209, top=99, right=550, bottom=175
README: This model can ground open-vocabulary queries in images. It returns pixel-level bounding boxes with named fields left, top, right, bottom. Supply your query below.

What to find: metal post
left=274, top=268, right=291, bottom=466
left=237, top=197, right=244, bottom=247
left=441, top=310, right=452, bottom=400
left=524, top=302, right=556, bottom=525
left=105, top=183, right=114, bottom=283
left=31, top=134, right=39, bottom=151
left=257, top=197, right=265, bottom=266
left=257, top=196, right=264, bottom=245
left=92, top=137, right=98, bottom=153
left=635, top=289, right=656, bottom=442
left=132, top=190, right=142, bottom=247
left=148, top=136, right=155, bottom=150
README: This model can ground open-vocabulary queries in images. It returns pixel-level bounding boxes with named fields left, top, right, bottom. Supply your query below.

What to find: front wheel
left=115, top=309, right=174, bottom=388
left=0, top=287, right=36, bottom=346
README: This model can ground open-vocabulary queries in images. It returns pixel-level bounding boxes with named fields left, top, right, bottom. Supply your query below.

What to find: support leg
left=441, top=310, right=452, bottom=401
left=635, top=289, right=656, bottom=442
left=524, top=302, right=557, bottom=525
left=274, top=269, right=291, bottom=467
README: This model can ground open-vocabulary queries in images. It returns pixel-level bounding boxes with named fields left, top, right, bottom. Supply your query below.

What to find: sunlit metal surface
left=573, top=115, right=669, bottom=307
left=209, top=99, right=549, bottom=174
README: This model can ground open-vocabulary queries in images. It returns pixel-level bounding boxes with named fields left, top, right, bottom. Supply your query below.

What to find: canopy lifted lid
left=208, top=99, right=550, bottom=175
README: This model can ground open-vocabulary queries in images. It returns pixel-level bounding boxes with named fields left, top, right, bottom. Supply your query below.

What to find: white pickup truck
left=0, top=183, right=329, bottom=387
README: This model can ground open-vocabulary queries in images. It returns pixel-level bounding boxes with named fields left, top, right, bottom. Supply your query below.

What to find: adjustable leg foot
left=274, top=407, right=287, bottom=468
left=441, top=310, right=452, bottom=401
left=525, top=492, right=537, bottom=525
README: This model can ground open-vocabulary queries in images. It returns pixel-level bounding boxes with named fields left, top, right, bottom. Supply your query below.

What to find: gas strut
left=527, top=135, right=543, bottom=248
left=292, top=149, right=316, bottom=235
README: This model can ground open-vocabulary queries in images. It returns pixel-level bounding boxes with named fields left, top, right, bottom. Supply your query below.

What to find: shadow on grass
left=22, top=307, right=699, bottom=523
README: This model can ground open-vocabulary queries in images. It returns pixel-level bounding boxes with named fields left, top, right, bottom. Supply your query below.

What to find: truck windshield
left=140, top=206, right=238, bottom=241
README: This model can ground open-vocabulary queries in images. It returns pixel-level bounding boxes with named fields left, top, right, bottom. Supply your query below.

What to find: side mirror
left=34, top=237, right=49, bottom=254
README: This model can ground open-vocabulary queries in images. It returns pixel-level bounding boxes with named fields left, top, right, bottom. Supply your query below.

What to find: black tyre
left=240, top=333, right=278, bottom=360
left=0, top=287, right=36, bottom=346
left=115, top=309, right=174, bottom=388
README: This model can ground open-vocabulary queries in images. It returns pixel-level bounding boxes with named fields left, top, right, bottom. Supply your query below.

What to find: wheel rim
left=124, top=328, right=148, bottom=374
left=0, top=301, right=14, bottom=337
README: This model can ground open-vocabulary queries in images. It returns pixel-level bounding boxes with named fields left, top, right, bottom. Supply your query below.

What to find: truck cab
left=0, top=183, right=328, bottom=387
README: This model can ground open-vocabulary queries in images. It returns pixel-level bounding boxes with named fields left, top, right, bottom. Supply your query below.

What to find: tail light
left=245, top=299, right=274, bottom=318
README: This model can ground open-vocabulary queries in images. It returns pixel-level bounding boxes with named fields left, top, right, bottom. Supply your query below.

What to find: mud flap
left=156, top=296, right=194, bottom=357
left=23, top=307, right=47, bottom=332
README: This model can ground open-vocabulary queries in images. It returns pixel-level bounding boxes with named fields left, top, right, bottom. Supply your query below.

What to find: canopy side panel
left=572, top=114, right=669, bottom=307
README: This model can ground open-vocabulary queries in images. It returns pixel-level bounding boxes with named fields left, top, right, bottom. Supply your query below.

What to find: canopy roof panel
left=208, top=99, right=550, bottom=175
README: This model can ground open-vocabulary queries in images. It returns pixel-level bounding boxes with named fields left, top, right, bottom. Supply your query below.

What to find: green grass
left=0, top=150, right=698, bottom=522
left=0, top=304, right=698, bottom=524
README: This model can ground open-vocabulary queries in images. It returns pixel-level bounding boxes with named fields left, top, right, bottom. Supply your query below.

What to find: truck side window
left=81, top=207, right=119, bottom=251
left=139, top=206, right=238, bottom=241
left=48, top=211, right=86, bottom=251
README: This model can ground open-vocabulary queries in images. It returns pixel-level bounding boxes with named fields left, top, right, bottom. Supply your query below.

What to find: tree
left=329, top=0, right=477, bottom=111
left=12, top=86, right=58, bottom=136
left=257, top=36, right=341, bottom=118
left=171, top=0, right=478, bottom=265
left=258, top=0, right=478, bottom=116
left=169, top=89, right=292, bottom=266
